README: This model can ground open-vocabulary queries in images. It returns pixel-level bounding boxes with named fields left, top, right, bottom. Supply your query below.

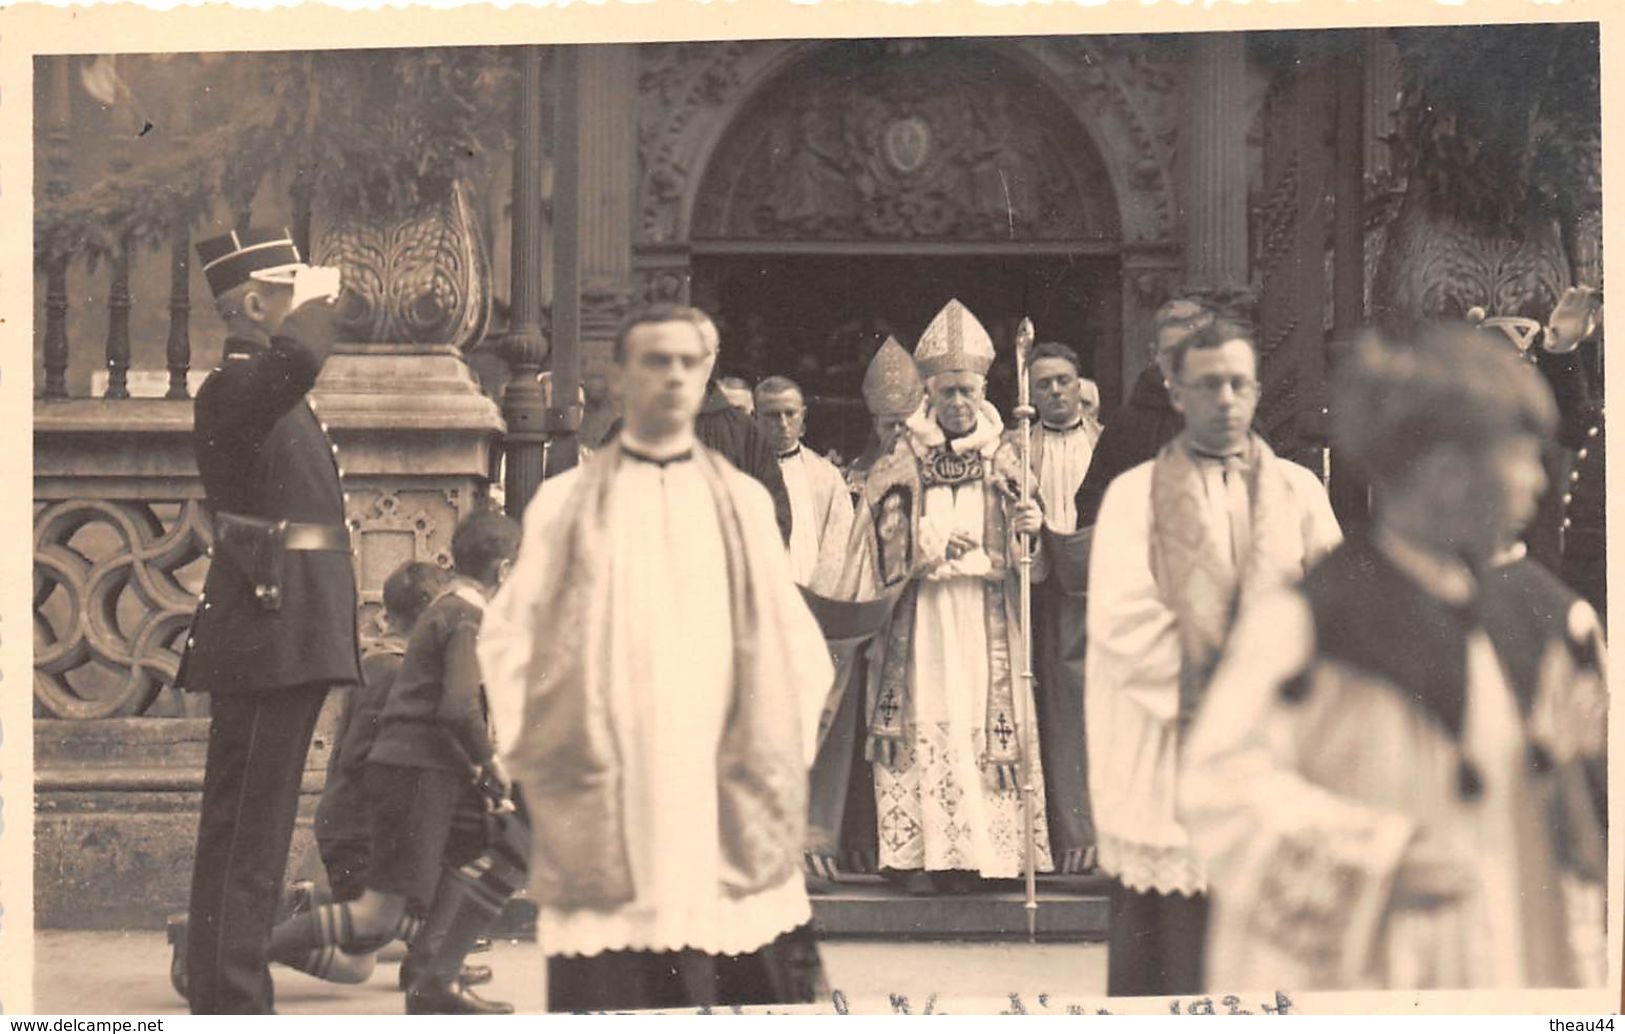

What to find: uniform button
left=330, top=443, right=340, bottom=454
left=1563, top=493, right=1574, bottom=505
left=205, top=546, right=215, bottom=558
left=203, top=603, right=212, bottom=611
left=186, top=636, right=196, bottom=648
left=1563, top=518, right=1573, bottom=530
left=1577, top=448, right=1589, bottom=461
left=1587, top=425, right=1599, bottom=438
left=1571, top=470, right=1581, bottom=483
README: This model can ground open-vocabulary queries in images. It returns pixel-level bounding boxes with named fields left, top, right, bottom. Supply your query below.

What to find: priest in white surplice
left=1087, top=316, right=1341, bottom=996
left=1179, top=324, right=1608, bottom=992
left=479, top=304, right=834, bottom=1012
left=1005, top=341, right=1098, bottom=874
left=755, top=375, right=854, bottom=595
left=827, top=298, right=1054, bottom=894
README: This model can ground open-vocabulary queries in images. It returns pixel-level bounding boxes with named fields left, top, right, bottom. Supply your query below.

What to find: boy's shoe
left=166, top=912, right=189, bottom=1002
left=406, top=981, right=515, bottom=1015
left=398, top=954, right=494, bottom=990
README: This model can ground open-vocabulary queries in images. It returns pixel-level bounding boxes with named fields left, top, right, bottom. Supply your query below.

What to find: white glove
left=289, top=265, right=343, bottom=310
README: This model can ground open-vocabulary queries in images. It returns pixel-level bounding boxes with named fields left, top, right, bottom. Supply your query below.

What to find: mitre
left=863, top=336, right=925, bottom=417
left=914, top=298, right=995, bottom=379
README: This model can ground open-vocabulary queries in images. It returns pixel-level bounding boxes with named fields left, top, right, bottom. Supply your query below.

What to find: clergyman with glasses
left=1082, top=317, right=1343, bottom=996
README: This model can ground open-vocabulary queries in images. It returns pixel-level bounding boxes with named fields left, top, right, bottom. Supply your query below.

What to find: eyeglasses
left=1177, top=375, right=1259, bottom=398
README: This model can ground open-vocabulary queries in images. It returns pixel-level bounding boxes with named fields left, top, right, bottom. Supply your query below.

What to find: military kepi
left=196, top=227, right=306, bottom=298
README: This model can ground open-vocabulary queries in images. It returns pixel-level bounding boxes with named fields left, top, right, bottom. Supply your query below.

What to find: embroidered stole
left=855, top=434, right=1027, bottom=788
left=507, top=444, right=811, bottom=911
left=1149, top=433, right=1299, bottom=732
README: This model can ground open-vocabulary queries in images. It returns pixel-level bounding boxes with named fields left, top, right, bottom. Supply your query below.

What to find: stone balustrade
left=34, top=340, right=504, bottom=928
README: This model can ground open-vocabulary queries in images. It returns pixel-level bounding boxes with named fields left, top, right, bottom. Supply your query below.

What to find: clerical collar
left=1183, top=435, right=1247, bottom=463
left=1041, top=417, right=1085, bottom=434
left=620, top=432, right=694, bottom=468
left=778, top=444, right=802, bottom=460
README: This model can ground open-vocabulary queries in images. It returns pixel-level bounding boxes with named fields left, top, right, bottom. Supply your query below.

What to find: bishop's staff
left=1013, top=316, right=1040, bottom=943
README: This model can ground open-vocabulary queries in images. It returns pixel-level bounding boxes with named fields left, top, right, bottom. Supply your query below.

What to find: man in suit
left=177, top=227, right=360, bottom=1014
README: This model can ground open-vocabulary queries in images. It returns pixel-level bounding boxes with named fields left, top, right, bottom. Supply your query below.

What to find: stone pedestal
left=32, top=344, right=504, bottom=929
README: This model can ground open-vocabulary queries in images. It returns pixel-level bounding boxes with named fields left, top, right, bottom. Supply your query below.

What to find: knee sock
left=409, top=849, right=526, bottom=992
left=270, top=901, right=424, bottom=957
left=271, top=943, right=378, bottom=985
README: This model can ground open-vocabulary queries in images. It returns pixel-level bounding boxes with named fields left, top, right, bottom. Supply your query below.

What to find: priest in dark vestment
left=1180, top=322, right=1608, bottom=991
left=1006, top=341, right=1097, bottom=873
left=1072, top=298, right=1208, bottom=530
left=481, top=304, right=833, bottom=1011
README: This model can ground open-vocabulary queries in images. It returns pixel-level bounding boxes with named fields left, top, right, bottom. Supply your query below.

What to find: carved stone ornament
left=1373, top=190, right=1570, bottom=325
left=691, top=43, right=1120, bottom=243
left=316, top=179, right=493, bottom=350
left=637, top=37, right=1180, bottom=248
left=34, top=499, right=212, bottom=718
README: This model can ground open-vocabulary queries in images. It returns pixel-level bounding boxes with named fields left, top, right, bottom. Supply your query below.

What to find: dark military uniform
left=179, top=297, right=362, bottom=1014
left=1534, top=346, right=1606, bottom=625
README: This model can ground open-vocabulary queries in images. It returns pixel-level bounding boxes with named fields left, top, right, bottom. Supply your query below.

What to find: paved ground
left=31, top=931, right=1108, bottom=1015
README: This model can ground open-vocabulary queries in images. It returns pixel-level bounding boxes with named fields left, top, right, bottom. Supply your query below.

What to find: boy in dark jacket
left=268, top=511, right=528, bottom=1015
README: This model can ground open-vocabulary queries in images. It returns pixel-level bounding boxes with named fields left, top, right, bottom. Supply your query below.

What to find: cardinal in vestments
left=480, top=304, right=833, bottom=1011
left=1179, top=324, right=1608, bottom=992
left=809, top=299, right=1054, bottom=894
left=1006, top=341, right=1098, bottom=874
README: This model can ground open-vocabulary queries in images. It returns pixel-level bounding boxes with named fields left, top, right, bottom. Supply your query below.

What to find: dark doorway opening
left=693, top=251, right=1120, bottom=461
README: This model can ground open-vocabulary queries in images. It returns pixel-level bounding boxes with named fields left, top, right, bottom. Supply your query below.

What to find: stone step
left=492, top=876, right=1112, bottom=944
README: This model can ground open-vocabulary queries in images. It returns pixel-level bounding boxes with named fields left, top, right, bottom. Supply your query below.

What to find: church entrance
left=693, top=250, right=1120, bottom=461
left=683, top=38, right=1128, bottom=461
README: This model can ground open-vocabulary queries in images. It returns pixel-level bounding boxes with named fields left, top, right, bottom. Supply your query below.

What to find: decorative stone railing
left=33, top=343, right=505, bottom=720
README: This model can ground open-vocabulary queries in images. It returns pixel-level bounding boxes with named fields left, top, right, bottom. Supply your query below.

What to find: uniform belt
left=281, top=521, right=352, bottom=552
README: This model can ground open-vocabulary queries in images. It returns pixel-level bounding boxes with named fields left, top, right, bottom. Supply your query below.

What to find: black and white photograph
left=10, top=5, right=1614, bottom=1016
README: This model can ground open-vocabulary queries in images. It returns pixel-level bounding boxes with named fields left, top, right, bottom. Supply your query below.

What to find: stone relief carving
left=316, top=179, right=493, bottom=350
left=34, top=499, right=212, bottom=719
left=1373, top=196, right=1570, bottom=324
left=637, top=41, right=752, bottom=244
left=690, top=45, right=1118, bottom=243
left=637, top=37, right=1182, bottom=248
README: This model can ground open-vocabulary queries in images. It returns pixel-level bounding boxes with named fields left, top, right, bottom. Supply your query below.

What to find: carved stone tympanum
left=690, top=42, right=1120, bottom=243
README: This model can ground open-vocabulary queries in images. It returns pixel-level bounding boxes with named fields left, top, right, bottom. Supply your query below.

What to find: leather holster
left=214, top=512, right=290, bottom=612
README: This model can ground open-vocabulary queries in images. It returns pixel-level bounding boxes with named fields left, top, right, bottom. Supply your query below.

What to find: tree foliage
left=35, top=47, right=518, bottom=269
left=1389, top=23, right=1600, bottom=232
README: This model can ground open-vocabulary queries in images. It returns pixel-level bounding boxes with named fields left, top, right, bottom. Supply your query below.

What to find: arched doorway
left=684, top=40, right=1127, bottom=460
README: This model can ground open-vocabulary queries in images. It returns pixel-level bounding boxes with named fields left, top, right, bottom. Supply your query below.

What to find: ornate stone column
left=579, top=45, right=638, bottom=364
left=1183, top=33, right=1251, bottom=288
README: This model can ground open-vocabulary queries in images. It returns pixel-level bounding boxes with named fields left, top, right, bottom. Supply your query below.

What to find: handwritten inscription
left=571, top=990, right=1297, bottom=1016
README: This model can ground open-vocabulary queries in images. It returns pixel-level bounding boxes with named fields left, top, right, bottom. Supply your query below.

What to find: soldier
left=176, top=228, right=358, bottom=1014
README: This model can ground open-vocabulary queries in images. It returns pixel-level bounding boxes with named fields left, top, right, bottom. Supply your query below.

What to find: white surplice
left=1033, top=421, right=1095, bottom=534
left=483, top=434, right=812, bottom=959
left=1085, top=455, right=1341, bottom=896
left=1178, top=535, right=1609, bottom=991
left=778, top=445, right=854, bottom=594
